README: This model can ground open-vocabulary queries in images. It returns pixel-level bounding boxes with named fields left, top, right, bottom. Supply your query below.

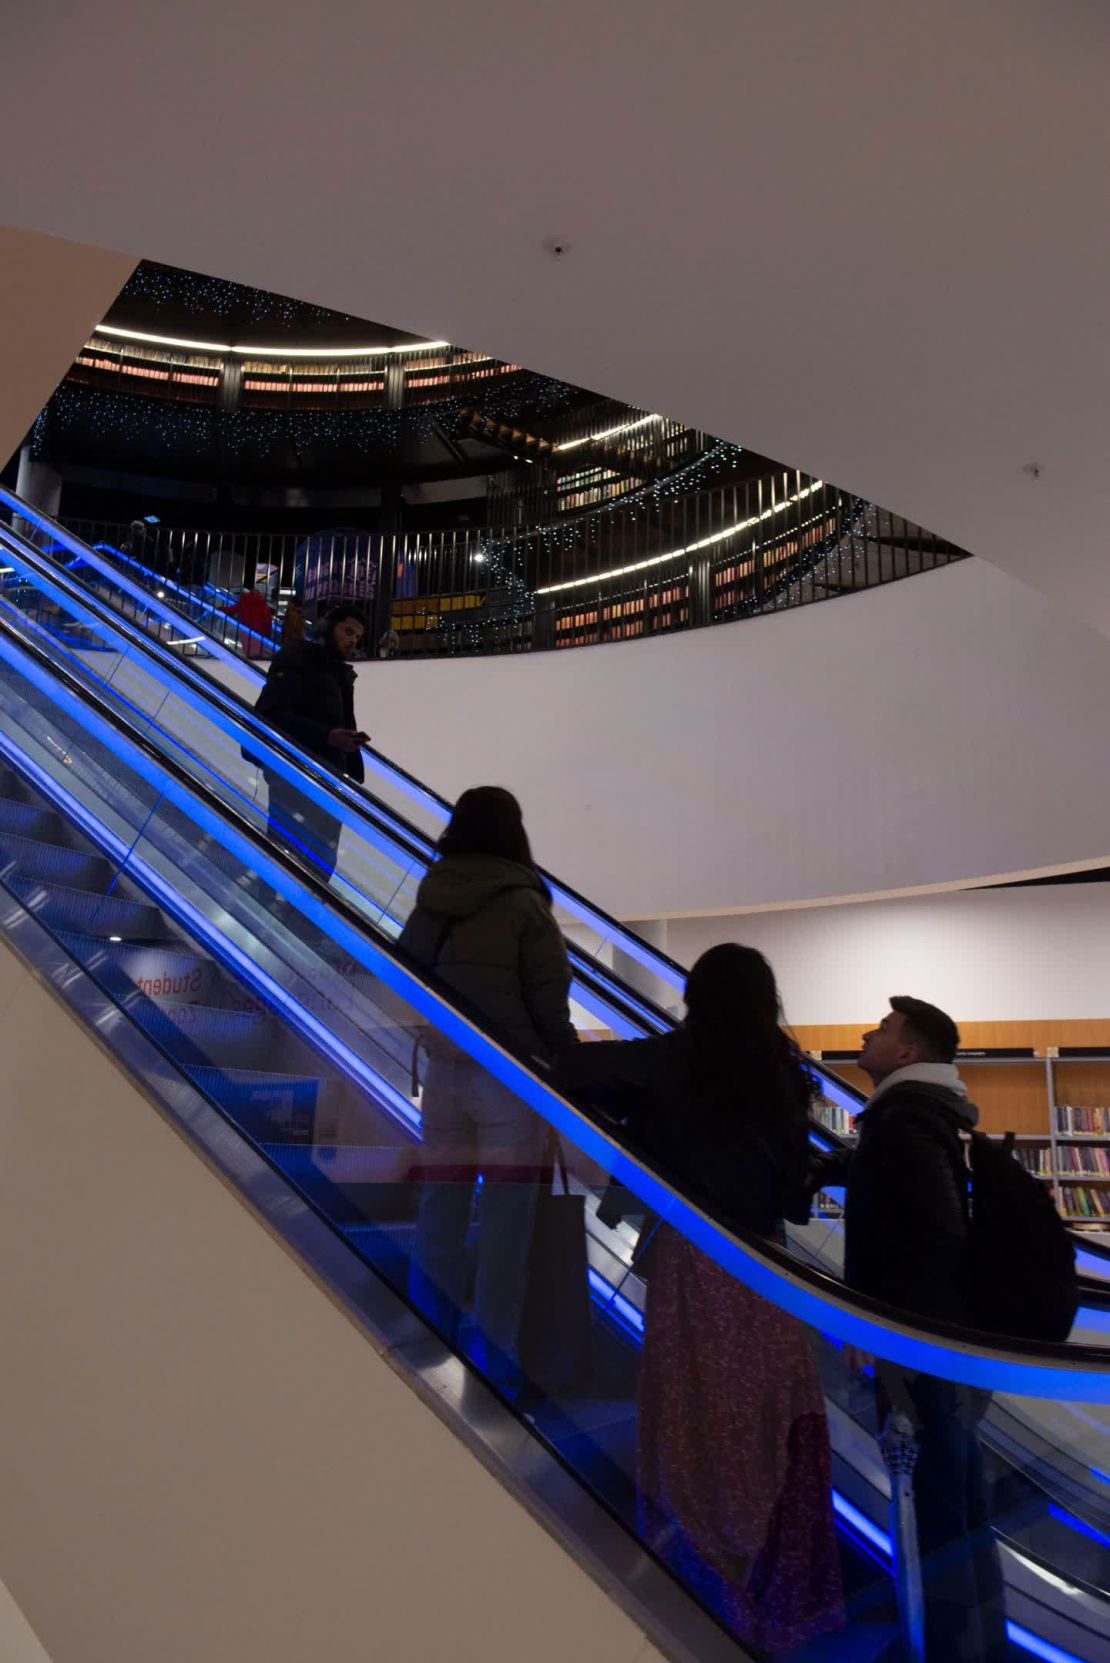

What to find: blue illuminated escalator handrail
left=1, top=641, right=1097, bottom=1663
left=0, top=512, right=717, bottom=1003
left=0, top=487, right=696, bottom=989
left=0, top=539, right=670, bottom=1053
left=0, top=508, right=865, bottom=1127
left=2, top=608, right=1110, bottom=1401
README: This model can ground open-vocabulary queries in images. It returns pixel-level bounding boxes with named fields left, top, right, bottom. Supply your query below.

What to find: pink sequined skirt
left=637, top=1226, right=845, bottom=1652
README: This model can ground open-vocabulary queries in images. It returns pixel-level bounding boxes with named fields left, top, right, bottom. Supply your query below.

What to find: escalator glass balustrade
left=4, top=605, right=1110, bottom=1661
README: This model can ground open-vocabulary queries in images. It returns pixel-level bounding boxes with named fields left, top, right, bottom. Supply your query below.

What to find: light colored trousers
left=408, top=1055, right=544, bottom=1380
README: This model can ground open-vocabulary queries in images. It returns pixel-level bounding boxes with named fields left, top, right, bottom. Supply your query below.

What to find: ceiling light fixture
left=93, top=324, right=450, bottom=360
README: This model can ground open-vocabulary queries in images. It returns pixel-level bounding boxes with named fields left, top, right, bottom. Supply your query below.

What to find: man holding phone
left=255, top=603, right=370, bottom=880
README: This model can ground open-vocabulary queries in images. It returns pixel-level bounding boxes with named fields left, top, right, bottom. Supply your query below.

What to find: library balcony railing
left=62, top=465, right=969, bottom=662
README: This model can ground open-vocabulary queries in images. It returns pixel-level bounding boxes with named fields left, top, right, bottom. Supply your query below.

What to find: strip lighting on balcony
left=555, top=413, right=663, bottom=452
left=92, top=325, right=450, bottom=360
left=534, top=480, right=827, bottom=594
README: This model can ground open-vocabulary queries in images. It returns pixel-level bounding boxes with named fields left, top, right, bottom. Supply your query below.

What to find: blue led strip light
left=1047, top=1504, right=1110, bottom=1552
left=586, top=1267, right=645, bottom=1337
left=828, top=1496, right=1098, bottom=1662
left=1076, top=1248, right=1110, bottom=1281
left=3, top=627, right=1110, bottom=1398
left=1007, top=1623, right=1094, bottom=1663
left=830, top=1491, right=892, bottom=1559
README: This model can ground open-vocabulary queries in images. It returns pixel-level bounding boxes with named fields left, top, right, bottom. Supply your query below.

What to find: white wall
left=665, top=883, right=1110, bottom=1028
left=0, top=939, right=667, bottom=1663
left=356, top=558, right=1110, bottom=918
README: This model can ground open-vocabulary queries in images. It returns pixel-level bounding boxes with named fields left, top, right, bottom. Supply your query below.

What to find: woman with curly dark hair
left=560, top=943, right=843, bottom=1652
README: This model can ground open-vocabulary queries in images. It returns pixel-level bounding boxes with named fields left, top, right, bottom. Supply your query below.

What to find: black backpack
left=966, top=1131, right=1078, bottom=1342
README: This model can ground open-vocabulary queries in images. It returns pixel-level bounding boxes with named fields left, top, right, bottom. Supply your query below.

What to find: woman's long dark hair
left=683, top=943, right=815, bottom=1139
left=437, top=785, right=536, bottom=869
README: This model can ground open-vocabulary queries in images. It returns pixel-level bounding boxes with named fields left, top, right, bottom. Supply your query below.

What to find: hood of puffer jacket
left=413, top=854, right=549, bottom=919
left=865, top=1063, right=979, bottom=1130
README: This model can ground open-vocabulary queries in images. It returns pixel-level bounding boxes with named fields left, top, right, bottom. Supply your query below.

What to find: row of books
left=1054, top=1144, right=1110, bottom=1175
left=1015, top=1150, right=1054, bottom=1178
left=1059, top=1185, right=1110, bottom=1220
left=813, top=1096, right=1110, bottom=1154
left=814, top=1099, right=856, bottom=1137
left=1056, top=1104, right=1110, bottom=1136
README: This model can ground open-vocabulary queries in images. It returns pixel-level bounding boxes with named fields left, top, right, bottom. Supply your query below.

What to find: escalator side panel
left=0, top=921, right=695, bottom=1663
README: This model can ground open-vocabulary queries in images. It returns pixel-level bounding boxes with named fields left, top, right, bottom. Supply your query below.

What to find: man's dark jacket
left=822, top=1076, right=977, bottom=1327
left=255, top=641, right=365, bottom=783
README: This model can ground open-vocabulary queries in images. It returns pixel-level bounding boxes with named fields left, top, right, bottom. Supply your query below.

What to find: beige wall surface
left=0, top=1580, right=52, bottom=1663
left=0, top=942, right=665, bottom=1663
left=667, top=883, right=1110, bottom=1028
left=0, top=227, right=134, bottom=469
left=328, top=559, right=1110, bottom=916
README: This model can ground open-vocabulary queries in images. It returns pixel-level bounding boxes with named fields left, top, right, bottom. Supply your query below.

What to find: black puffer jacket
left=831, top=1078, right=977, bottom=1327
left=255, top=641, right=365, bottom=783
left=399, top=854, right=575, bottom=1063
left=559, top=1029, right=812, bottom=1240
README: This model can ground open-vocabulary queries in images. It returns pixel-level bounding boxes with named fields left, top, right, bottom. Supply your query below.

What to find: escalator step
left=184, top=1064, right=388, bottom=1150
left=0, top=798, right=68, bottom=843
left=0, top=830, right=116, bottom=893
left=184, top=1063, right=328, bottom=1144
left=55, top=931, right=250, bottom=1010
left=269, top=1143, right=416, bottom=1183
left=182, top=1065, right=324, bottom=1103
left=8, top=877, right=173, bottom=942
left=136, top=1003, right=298, bottom=1071
left=0, top=767, right=36, bottom=805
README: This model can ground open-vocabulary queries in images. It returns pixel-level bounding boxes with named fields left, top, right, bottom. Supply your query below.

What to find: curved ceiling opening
left=8, top=259, right=970, bottom=664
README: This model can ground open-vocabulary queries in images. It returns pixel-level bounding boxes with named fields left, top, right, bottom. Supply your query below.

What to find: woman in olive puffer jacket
left=398, top=786, right=575, bottom=1387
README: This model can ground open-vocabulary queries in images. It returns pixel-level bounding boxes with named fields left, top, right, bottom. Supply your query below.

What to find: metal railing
left=63, top=467, right=968, bottom=661
left=484, top=402, right=712, bottom=528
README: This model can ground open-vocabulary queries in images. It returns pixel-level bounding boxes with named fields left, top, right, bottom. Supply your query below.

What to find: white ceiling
left=2, top=0, right=1109, bottom=626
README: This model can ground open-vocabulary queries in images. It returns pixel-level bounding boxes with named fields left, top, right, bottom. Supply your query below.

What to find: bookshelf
left=795, top=1020, right=1110, bottom=1227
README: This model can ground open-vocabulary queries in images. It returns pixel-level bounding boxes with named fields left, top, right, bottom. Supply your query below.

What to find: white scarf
left=866, top=1061, right=968, bottom=1111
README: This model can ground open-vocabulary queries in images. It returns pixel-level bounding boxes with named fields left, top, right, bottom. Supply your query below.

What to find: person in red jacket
left=226, top=587, right=275, bottom=658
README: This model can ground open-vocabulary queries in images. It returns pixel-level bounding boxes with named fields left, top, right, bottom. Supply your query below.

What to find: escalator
left=10, top=486, right=1110, bottom=1253
left=3, top=495, right=1110, bottom=1658
left=0, top=486, right=706, bottom=1022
